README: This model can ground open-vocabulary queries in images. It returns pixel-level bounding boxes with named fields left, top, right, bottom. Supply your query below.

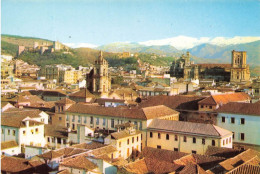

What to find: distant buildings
left=169, top=50, right=251, bottom=84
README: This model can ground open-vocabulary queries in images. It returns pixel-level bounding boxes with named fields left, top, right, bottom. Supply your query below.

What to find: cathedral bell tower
left=86, top=51, right=111, bottom=95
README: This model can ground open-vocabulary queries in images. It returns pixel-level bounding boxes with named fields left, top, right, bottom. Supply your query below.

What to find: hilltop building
left=169, top=50, right=250, bottom=83
left=86, top=51, right=111, bottom=95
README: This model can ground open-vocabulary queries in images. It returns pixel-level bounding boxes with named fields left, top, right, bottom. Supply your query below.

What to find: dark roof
left=216, top=102, right=260, bottom=116
left=66, top=104, right=178, bottom=120
left=44, top=125, right=68, bottom=138
left=148, top=119, right=232, bottom=137
left=139, top=95, right=205, bottom=110
left=205, top=146, right=241, bottom=158
left=179, top=162, right=207, bottom=174
left=1, top=116, right=43, bottom=128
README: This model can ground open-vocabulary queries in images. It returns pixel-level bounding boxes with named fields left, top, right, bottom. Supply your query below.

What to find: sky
left=2, top=0, right=260, bottom=46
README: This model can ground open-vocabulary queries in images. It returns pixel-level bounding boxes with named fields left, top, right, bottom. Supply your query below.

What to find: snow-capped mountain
left=139, top=36, right=260, bottom=50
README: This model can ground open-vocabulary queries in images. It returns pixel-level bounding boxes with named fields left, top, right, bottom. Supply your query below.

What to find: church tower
left=86, top=51, right=111, bottom=95
left=230, top=50, right=250, bottom=83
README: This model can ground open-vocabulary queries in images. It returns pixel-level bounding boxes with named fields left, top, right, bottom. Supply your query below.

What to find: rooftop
left=1, top=140, right=19, bottom=150
left=216, top=102, right=260, bottom=116
left=148, top=119, right=232, bottom=137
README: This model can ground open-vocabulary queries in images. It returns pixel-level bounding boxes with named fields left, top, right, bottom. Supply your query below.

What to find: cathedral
left=169, top=50, right=250, bottom=83
left=86, top=51, right=111, bottom=95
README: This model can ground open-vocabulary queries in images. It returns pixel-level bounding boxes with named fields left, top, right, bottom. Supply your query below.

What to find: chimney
left=25, top=120, right=29, bottom=127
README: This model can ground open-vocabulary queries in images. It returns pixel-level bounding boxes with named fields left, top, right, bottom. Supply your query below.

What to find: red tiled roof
left=66, top=104, right=178, bottom=120
left=1, top=156, right=45, bottom=173
left=68, top=89, right=95, bottom=98
left=198, top=92, right=251, bottom=106
left=60, top=155, right=97, bottom=171
left=55, top=98, right=76, bottom=104
left=216, top=102, right=260, bottom=116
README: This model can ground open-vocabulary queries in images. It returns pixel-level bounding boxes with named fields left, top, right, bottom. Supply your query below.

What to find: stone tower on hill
left=230, top=50, right=250, bottom=83
left=86, top=51, right=111, bottom=95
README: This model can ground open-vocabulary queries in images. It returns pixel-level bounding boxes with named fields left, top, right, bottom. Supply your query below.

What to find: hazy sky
left=2, top=0, right=260, bottom=45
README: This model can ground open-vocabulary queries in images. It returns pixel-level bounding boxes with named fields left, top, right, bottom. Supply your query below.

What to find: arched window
left=212, top=140, right=215, bottom=146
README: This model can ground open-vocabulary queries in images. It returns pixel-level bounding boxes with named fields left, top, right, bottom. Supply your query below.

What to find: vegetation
left=111, top=76, right=124, bottom=85
left=1, top=41, right=18, bottom=56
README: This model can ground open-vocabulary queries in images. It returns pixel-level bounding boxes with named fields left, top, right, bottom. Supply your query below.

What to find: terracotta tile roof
left=227, top=156, right=260, bottom=174
left=139, top=95, right=205, bottom=110
left=1, top=156, right=47, bottom=173
left=111, top=130, right=142, bottom=139
left=1, top=116, right=44, bottom=128
left=60, top=155, right=97, bottom=171
left=55, top=97, right=76, bottom=104
left=1, top=140, right=19, bottom=150
left=208, top=149, right=260, bottom=173
left=179, top=162, right=208, bottom=174
left=18, top=95, right=44, bottom=104
left=216, top=102, right=260, bottom=116
left=174, top=153, right=225, bottom=171
left=109, top=88, right=138, bottom=97
left=140, top=147, right=188, bottom=163
left=3, top=108, right=43, bottom=117
left=39, top=147, right=87, bottom=160
left=148, top=119, right=232, bottom=137
left=68, top=89, right=95, bottom=98
left=90, top=145, right=117, bottom=157
left=44, top=125, right=68, bottom=138
left=122, top=157, right=182, bottom=174
left=71, top=141, right=106, bottom=150
left=66, top=104, right=178, bottom=120
left=198, top=92, right=251, bottom=106
left=205, top=146, right=241, bottom=158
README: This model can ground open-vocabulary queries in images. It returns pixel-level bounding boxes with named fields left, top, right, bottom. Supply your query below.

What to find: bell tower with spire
left=86, top=51, right=111, bottom=95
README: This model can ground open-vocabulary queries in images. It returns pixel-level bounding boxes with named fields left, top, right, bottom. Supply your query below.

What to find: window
left=111, top=119, right=114, bottom=128
left=209, top=106, right=212, bottom=109
left=59, top=117, right=62, bottom=121
left=226, top=139, right=228, bottom=144
left=84, top=117, right=87, bottom=124
left=202, top=138, right=205, bottom=145
left=229, top=137, right=231, bottom=143
left=90, top=116, right=93, bottom=124
left=103, top=118, right=106, bottom=126
left=139, top=122, right=142, bottom=130
left=66, top=115, right=69, bottom=121
left=35, top=128, right=38, bottom=133
left=212, top=140, right=215, bottom=146
left=193, top=137, right=196, bottom=143
left=78, top=116, right=81, bottom=123
left=1, top=129, right=4, bottom=134
left=96, top=118, right=99, bottom=125
left=192, top=150, right=197, bottom=154
left=158, top=133, right=161, bottom=139
left=150, top=132, right=153, bottom=138
left=119, top=142, right=121, bottom=147
left=174, top=148, right=178, bottom=152
left=231, top=117, right=235, bottom=124
left=184, top=136, right=187, bottom=142
left=175, top=135, right=178, bottom=141
left=12, top=130, right=16, bottom=136
left=63, top=139, right=66, bottom=144
left=223, top=140, right=225, bottom=145
left=157, top=145, right=161, bottom=149
left=47, top=137, right=50, bottom=142
left=222, top=117, right=225, bottom=123
left=57, top=138, right=61, bottom=144
left=137, top=136, right=139, bottom=142
left=127, top=139, right=129, bottom=145
left=72, top=115, right=75, bottom=122
left=241, top=118, right=245, bottom=125
left=67, top=123, right=70, bottom=128
left=31, top=129, right=34, bottom=134
left=132, top=137, right=134, bottom=143
left=241, top=133, right=245, bottom=141
left=72, top=123, right=75, bottom=130
left=166, top=134, right=169, bottom=140
left=8, top=129, right=10, bottom=135
left=141, top=134, right=143, bottom=140
left=201, top=105, right=204, bottom=108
